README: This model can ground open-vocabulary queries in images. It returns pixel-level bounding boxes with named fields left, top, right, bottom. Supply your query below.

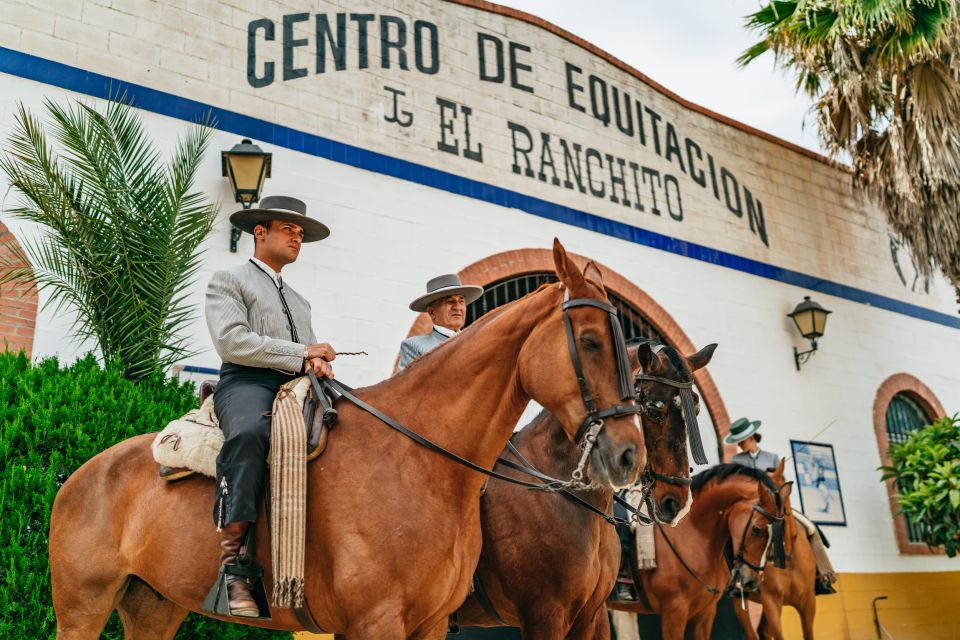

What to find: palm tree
left=740, top=0, right=960, bottom=305
left=0, top=97, right=218, bottom=380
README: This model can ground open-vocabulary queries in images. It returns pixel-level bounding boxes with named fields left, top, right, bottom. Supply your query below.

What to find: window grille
left=885, top=393, right=932, bottom=543
left=464, top=272, right=667, bottom=345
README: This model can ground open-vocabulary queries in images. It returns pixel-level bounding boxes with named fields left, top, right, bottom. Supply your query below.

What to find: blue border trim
left=2, top=47, right=957, bottom=330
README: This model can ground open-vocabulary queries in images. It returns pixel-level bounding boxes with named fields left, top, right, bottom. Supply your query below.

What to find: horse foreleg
left=795, top=595, right=816, bottom=640
left=565, top=605, right=611, bottom=640
left=759, top=593, right=785, bottom=640
left=52, top=568, right=130, bottom=640
left=658, top=605, right=689, bottom=640
left=686, top=606, right=718, bottom=640
left=731, top=597, right=759, bottom=640
left=116, top=577, right=188, bottom=640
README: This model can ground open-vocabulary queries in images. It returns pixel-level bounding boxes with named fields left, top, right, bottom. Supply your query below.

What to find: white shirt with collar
left=432, top=324, right=457, bottom=338
left=250, top=257, right=282, bottom=289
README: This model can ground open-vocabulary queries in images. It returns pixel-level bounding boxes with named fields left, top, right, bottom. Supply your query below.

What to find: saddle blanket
left=151, top=376, right=313, bottom=476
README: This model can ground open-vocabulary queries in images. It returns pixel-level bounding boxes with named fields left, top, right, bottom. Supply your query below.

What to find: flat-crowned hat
left=410, top=274, right=484, bottom=312
left=724, top=417, right=762, bottom=445
left=229, top=195, right=330, bottom=242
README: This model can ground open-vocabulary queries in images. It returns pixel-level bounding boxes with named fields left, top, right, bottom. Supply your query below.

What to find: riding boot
left=219, top=522, right=260, bottom=617
left=809, top=531, right=838, bottom=595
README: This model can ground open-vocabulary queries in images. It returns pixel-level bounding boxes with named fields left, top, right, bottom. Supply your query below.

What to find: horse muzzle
left=590, top=431, right=644, bottom=488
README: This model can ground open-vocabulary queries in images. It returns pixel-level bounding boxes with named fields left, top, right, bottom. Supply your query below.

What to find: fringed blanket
left=269, top=377, right=309, bottom=609
left=627, top=487, right=657, bottom=569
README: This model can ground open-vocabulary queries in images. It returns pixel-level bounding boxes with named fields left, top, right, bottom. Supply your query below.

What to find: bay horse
left=455, top=340, right=717, bottom=639
left=732, top=460, right=817, bottom=640
left=609, top=464, right=792, bottom=640
left=48, top=240, right=647, bottom=639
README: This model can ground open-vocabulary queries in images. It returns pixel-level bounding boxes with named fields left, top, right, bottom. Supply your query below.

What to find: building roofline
left=448, top=0, right=849, bottom=172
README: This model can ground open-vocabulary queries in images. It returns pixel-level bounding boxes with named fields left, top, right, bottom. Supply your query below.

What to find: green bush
left=880, top=414, right=960, bottom=557
left=0, top=350, right=291, bottom=639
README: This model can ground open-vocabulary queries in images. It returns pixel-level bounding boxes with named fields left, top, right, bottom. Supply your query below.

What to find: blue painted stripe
left=2, top=46, right=957, bottom=330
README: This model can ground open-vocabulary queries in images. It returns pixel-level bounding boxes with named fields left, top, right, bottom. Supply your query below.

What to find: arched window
left=885, top=393, right=934, bottom=544
left=465, top=272, right=667, bottom=344
left=873, top=374, right=946, bottom=554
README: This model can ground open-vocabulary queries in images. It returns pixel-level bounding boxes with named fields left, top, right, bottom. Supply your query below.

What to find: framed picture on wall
left=789, top=440, right=847, bottom=526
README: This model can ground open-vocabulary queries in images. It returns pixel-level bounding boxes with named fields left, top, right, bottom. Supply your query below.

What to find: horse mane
left=691, top=463, right=776, bottom=494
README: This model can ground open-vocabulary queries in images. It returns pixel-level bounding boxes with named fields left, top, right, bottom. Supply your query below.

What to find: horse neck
left=689, top=480, right=755, bottom=558
left=372, top=285, right=559, bottom=487
left=512, top=411, right=611, bottom=509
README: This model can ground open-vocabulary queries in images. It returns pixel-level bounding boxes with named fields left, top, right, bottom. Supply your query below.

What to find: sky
left=493, top=0, right=828, bottom=157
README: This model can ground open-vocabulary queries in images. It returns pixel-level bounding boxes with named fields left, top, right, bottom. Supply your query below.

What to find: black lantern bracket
left=793, top=340, right=819, bottom=371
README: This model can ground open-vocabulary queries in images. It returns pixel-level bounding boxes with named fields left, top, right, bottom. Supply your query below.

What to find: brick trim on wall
left=402, top=248, right=734, bottom=460
left=873, top=373, right=946, bottom=555
left=0, top=222, right=38, bottom=356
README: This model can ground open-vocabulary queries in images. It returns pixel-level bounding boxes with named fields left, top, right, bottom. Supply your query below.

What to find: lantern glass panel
left=225, top=154, right=267, bottom=202
left=792, top=309, right=815, bottom=338
left=812, top=308, right=829, bottom=336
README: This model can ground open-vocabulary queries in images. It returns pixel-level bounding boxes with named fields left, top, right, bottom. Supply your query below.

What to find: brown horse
left=609, top=464, right=792, bottom=640
left=48, top=240, right=647, bottom=640
left=455, top=340, right=717, bottom=639
left=732, top=461, right=817, bottom=640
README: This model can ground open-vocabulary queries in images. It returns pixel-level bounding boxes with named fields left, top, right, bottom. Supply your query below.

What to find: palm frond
left=0, top=96, right=219, bottom=379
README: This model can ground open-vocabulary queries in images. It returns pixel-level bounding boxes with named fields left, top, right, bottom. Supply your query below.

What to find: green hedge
left=0, top=351, right=291, bottom=639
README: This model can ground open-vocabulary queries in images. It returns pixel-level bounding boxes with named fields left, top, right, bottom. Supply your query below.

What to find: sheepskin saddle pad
left=151, top=376, right=323, bottom=478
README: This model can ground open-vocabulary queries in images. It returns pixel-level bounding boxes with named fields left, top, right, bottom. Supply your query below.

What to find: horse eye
left=751, top=526, right=764, bottom=537
left=647, top=402, right=665, bottom=421
left=579, top=334, right=600, bottom=351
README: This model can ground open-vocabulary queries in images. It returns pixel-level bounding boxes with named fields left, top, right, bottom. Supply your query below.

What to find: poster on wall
left=790, top=440, right=847, bottom=526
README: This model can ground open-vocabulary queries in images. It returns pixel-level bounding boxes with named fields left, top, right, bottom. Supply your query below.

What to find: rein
left=312, top=288, right=644, bottom=499
left=653, top=496, right=784, bottom=596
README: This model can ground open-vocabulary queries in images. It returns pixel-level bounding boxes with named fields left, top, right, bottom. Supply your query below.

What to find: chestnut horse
left=609, top=465, right=792, bottom=640
left=48, top=241, right=647, bottom=640
left=732, top=461, right=817, bottom=640
left=455, top=340, right=717, bottom=639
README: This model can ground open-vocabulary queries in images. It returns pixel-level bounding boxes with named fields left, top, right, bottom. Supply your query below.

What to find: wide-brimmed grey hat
left=229, top=195, right=330, bottom=242
left=410, top=274, right=484, bottom=312
left=724, top=417, right=762, bottom=445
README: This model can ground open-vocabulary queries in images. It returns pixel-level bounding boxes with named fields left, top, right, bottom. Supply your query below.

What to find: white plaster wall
left=2, top=0, right=960, bottom=577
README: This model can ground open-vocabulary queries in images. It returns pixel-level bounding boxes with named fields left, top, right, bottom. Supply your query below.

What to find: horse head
left=632, top=340, right=717, bottom=524
left=727, top=478, right=790, bottom=593
left=518, top=239, right=647, bottom=488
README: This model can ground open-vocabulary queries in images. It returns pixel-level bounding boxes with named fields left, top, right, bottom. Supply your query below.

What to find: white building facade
left=1, top=1, right=957, bottom=637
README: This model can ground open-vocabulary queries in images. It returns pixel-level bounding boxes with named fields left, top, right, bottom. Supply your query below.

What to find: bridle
left=654, top=488, right=786, bottom=597
left=317, top=285, right=644, bottom=496
left=561, top=290, right=644, bottom=485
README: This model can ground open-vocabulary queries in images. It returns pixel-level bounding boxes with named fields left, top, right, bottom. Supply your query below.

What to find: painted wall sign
left=244, top=11, right=770, bottom=247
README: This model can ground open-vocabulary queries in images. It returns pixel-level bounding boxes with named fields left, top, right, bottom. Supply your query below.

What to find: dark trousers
left=212, top=363, right=297, bottom=527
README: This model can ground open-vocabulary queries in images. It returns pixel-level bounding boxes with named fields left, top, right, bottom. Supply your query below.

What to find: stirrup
left=201, top=563, right=272, bottom=620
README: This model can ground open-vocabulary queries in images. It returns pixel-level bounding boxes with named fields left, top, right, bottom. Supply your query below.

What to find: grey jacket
left=205, top=261, right=317, bottom=374
left=731, top=449, right=780, bottom=472
left=397, top=329, right=448, bottom=369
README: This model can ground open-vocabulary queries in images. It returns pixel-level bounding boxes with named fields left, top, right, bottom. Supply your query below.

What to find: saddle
left=154, top=376, right=336, bottom=481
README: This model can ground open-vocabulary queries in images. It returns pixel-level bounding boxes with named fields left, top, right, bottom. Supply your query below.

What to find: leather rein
left=312, top=288, right=644, bottom=508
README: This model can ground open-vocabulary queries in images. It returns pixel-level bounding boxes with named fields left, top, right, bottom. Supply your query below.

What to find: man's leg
left=793, top=512, right=837, bottom=594
left=211, top=370, right=287, bottom=617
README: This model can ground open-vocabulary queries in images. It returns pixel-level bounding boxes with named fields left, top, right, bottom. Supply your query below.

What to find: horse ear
left=778, top=481, right=794, bottom=501
left=553, top=238, right=586, bottom=293
left=770, top=458, right=786, bottom=483
left=686, top=343, right=717, bottom=371
left=635, top=342, right=658, bottom=372
left=583, top=260, right=604, bottom=287
left=758, top=481, right=777, bottom=511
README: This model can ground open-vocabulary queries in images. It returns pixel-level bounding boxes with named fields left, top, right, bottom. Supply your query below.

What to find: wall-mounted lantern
left=222, top=139, right=271, bottom=252
left=787, top=295, right=832, bottom=370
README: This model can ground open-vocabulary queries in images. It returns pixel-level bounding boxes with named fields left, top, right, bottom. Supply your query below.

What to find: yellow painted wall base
left=293, top=571, right=960, bottom=640
left=776, top=571, right=960, bottom=640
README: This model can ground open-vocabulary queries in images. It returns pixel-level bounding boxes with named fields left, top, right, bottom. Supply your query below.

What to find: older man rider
left=397, top=274, right=483, bottom=369
left=204, top=195, right=336, bottom=617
